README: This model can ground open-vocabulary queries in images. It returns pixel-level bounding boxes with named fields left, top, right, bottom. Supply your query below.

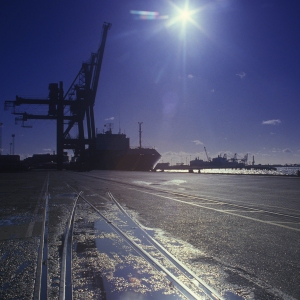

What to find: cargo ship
left=155, top=152, right=248, bottom=172
left=19, top=125, right=160, bottom=172
left=94, top=125, right=161, bottom=171
left=190, top=151, right=248, bottom=168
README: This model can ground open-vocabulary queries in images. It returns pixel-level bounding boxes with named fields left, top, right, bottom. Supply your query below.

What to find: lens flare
left=130, top=10, right=168, bottom=21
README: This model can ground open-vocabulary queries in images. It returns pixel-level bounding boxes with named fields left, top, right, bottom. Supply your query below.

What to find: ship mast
left=138, top=122, right=143, bottom=149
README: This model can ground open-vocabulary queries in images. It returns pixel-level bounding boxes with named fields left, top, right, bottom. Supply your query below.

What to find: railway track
left=106, top=191, right=223, bottom=299
left=33, top=174, right=49, bottom=300
left=33, top=178, right=224, bottom=299
left=31, top=172, right=300, bottom=299
left=66, top=184, right=224, bottom=300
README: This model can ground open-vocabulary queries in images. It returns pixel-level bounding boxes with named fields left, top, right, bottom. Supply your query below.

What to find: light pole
left=12, top=134, right=15, bottom=155
left=0, top=122, right=3, bottom=155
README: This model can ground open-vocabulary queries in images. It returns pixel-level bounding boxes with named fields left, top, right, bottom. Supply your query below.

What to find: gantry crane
left=204, top=147, right=211, bottom=162
left=4, top=22, right=111, bottom=170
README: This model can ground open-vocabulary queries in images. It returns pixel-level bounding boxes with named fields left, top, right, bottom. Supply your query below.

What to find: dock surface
left=0, top=170, right=299, bottom=299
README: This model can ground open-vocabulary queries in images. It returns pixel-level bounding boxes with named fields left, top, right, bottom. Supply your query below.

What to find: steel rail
left=33, top=173, right=50, bottom=300
left=107, top=191, right=224, bottom=300
left=59, top=191, right=82, bottom=300
left=66, top=186, right=206, bottom=300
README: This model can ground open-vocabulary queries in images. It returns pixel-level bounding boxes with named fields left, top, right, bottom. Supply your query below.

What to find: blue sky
left=1, top=0, right=299, bottom=165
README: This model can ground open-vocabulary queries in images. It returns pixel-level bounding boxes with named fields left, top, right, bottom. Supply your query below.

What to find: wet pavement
left=0, top=170, right=299, bottom=299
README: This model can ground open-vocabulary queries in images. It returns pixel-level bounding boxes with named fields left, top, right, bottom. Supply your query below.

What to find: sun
left=166, top=1, right=204, bottom=30
left=179, top=9, right=192, bottom=22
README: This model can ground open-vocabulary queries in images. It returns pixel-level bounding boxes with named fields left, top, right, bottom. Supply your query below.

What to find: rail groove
left=59, top=191, right=82, bottom=300
left=66, top=183, right=224, bottom=300
left=33, top=173, right=49, bottom=300
left=107, top=191, right=224, bottom=300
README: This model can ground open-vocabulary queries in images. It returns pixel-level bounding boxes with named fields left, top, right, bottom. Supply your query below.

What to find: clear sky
left=1, top=0, right=299, bottom=165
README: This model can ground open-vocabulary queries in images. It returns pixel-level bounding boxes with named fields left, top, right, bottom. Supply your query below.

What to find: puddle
left=72, top=198, right=234, bottom=299
left=0, top=215, right=33, bottom=226
left=91, top=219, right=184, bottom=299
left=92, top=206, right=225, bottom=299
left=75, top=240, right=96, bottom=253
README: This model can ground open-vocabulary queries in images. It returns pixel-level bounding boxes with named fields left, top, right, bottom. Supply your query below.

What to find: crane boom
left=204, top=147, right=211, bottom=162
left=61, top=22, right=112, bottom=166
left=91, top=22, right=112, bottom=105
left=4, top=22, right=112, bottom=170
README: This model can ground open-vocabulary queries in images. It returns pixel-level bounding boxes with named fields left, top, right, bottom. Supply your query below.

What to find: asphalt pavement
left=0, top=170, right=299, bottom=299
left=77, top=170, right=300, bottom=299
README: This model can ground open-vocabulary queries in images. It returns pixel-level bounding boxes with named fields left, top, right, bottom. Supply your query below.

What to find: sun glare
left=167, top=1, right=204, bottom=31
left=179, top=9, right=192, bottom=22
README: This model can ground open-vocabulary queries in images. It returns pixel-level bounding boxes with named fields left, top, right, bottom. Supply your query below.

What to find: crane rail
left=107, top=191, right=224, bottom=300
left=33, top=173, right=49, bottom=300
left=59, top=191, right=82, bottom=300
left=66, top=184, right=224, bottom=300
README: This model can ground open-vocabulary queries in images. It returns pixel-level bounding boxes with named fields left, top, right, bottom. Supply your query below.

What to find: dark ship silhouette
left=94, top=123, right=161, bottom=171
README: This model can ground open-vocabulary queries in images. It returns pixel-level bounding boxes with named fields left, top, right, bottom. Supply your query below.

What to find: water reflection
left=93, top=219, right=184, bottom=299
left=162, top=167, right=300, bottom=176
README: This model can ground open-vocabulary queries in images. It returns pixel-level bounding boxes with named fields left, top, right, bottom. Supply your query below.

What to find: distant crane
left=0, top=123, right=2, bottom=155
left=204, top=147, right=211, bottom=162
left=232, top=153, right=238, bottom=163
left=240, top=153, right=248, bottom=165
left=138, top=122, right=143, bottom=149
left=4, top=22, right=112, bottom=170
left=11, top=134, right=15, bottom=155
left=232, top=153, right=248, bottom=165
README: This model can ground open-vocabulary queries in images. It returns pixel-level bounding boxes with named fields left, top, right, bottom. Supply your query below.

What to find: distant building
left=0, top=155, right=21, bottom=172
left=23, top=153, right=69, bottom=168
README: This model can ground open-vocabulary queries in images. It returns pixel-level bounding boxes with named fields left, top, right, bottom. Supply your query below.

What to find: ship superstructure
left=94, top=124, right=161, bottom=171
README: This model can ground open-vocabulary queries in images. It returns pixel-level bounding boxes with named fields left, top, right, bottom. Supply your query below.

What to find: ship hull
left=94, top=148, right=161, bottom=171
